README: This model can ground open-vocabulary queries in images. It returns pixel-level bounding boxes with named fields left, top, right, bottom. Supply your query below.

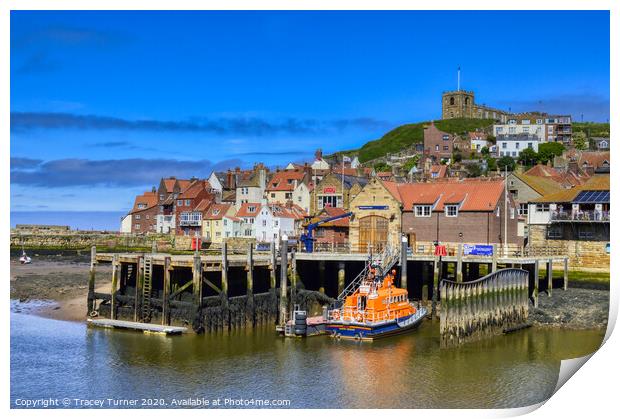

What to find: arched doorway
left=359, top=215, right=389, bottom=252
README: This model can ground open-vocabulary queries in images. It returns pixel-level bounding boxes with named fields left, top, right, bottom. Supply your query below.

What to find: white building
left=155, top=214, right=175, bottom=234
left=235, top=168, right=266, bottom=209
left=120, top=214, right=132, bottom=233
left=497, top=134, right=540, bottom=158
left=494, top=117, right=545, bottom=142
left=254, top=203, right=305, bottom=243
left=222, top=215, right=243, bottom=239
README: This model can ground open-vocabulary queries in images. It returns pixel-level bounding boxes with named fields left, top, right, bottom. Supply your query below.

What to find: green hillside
left=572, top=122, right=610, bottom=138
left=347, top=118, right=495, bottom=163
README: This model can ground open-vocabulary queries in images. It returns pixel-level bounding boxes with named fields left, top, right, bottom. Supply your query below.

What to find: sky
left=10, top=10, right=610, bottom=222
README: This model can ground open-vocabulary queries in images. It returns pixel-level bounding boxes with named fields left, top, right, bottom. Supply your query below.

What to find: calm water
left=10, top=311, right=604, bottom=409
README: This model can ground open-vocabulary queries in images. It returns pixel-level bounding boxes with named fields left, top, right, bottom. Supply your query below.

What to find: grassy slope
left=572, top=122, right=610, bottom=137
left=344, top=118, right=495, bottom=163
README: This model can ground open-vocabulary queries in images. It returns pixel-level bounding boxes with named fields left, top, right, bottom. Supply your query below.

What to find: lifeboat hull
left=326, top=307, right=427, bottom=341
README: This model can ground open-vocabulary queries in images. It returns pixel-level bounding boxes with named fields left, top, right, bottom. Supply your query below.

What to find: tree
left=486, top=157, right=498, bottom=172
left=480, top=146, right=490, bottom=156
left=497, top=156, right=516, bottom=172
left=373, top=162, right=391, bottom=172
left=465, top=163, right=482, bottom=178
left=518, top=148, right=538, bottom=167
left=453, top=151, right=463, bottom=163
left=572, top=131, right=588, bottom=150
left=538, top=142, right=565, bottom=164
left=486, top=134, right=496, bottom=145
left=402, top=155, right=419, bottom=172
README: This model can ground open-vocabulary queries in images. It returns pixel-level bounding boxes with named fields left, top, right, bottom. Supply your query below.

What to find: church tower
left=442, top=90, right=475, bottom=119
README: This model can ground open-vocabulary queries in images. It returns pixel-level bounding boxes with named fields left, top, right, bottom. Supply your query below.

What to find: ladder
left=141, top=256, right=153, bottom=322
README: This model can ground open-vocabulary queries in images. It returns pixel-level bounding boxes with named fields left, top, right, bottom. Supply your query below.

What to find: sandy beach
left=10, top=254, right=111, bottom=322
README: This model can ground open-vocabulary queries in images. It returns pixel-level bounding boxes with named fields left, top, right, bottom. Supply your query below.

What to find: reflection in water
left=11, top=313, right=604, bottom=409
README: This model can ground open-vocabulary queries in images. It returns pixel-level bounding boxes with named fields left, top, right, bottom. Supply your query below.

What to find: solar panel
left=573, top=190, right=610, bottom=203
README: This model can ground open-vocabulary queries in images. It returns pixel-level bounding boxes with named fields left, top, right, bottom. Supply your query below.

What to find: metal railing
left=550, top=210, right=610, bottom=222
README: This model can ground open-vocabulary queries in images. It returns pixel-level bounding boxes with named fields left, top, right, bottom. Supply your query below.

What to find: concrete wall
left=11, top=231, right=174, bottom=250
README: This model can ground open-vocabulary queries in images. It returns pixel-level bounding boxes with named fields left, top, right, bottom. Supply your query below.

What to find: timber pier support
left=88, top=244, right=570, bottom=334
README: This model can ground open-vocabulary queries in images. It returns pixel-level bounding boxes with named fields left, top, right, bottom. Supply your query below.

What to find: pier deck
left=87, top=318, right=188, bottom=335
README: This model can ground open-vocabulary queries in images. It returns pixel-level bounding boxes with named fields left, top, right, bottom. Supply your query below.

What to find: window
left=536, top=204, right=550, bottom=212
left=527, top=142, right=533, bottom=149
left=502, top=142, right=507, bottom=149
left=241, top=187, right=248, bottom=195
left=274, top=220, right=279, bottom=227
left=509, top=127, right=516, bottom=134
left=445, top=205, right=458, bottom=217
left=223, top=219, right=228, bottom=226
left=523, top=127, right=529, bottom=133
left=270, top=193, right=275, bottom=198
left=547, top=225, right=563, bottom=239
left=443, top=145, right=449, bottom=151
left=512, top=151, right=517, bottom=157
left=319, top=195, right=340, bottom=209
left=508, top=119, right=516, bottom=125
left=262, top=220, right=267, bottom=227
left=137, top=203, right=146, bottom=209
left=522, top=119, right=530, bottom=125
left=135, top=214, right=141, bottom=220
left=536, top=119, right=543, bottom=124
left=435, top=145, right=439, bottom=151
left=548, top=126, right=554, bottom=134
left=415, top=205, right=431, bottom=217
left=285, top=192, right=292, bottom=199
left=518, top=203, right=528, bottom=216
left=145, top=215, right=150, bottom=220
left=134, top=224, right=141, bottom=229
left=449, top=97, right=455, bottom=105
left=510, top=208, right=515, bottom=219
left=248, top=206, right=256, bottom=212
left=159, top=194, right=164, bottom=200
left=442, top=135, right=450, bottom=141
left=177, top=200, right=183, bottom=206
left=515, top=142, right=520, bottom=149
left=185, top=199, right=191, bottom=206
left=496, top=127, right=504, bottom=134
left=215, top=232, right=221, bottom=238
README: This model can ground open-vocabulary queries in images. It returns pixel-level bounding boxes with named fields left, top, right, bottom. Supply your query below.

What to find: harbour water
left=10, top=310, right=604, bottom=409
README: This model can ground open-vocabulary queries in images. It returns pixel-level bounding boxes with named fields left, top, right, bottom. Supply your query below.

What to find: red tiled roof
left=203, top=203, right=232, bottom=219
left=309, top=207, right=350, bottom=227
left=396, top=179, right=505, bottom=212
left=194, top=199, right=212, bottom=212
left=376, top=171, right=392, bottom=177
left=380, top=180, right=402, bottom=202
left=333, top=167, right=359, bottom=177
left=266, top=170, right=305, bottom=192
left=178, top=180, right=211, bottom=199
left=130, top=191, right=158, bottom=214
left=163, top=178, right=176, bottom=191
left=429, top=165, right=448, bottom=178
left=177, top=179, right=193, bottom=192
left=236, top=203, right=261, bottom=218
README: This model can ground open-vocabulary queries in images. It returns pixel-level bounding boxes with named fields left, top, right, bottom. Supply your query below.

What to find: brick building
left=129, top=189, right=159, bottom=234
left=307, top=206, right=350, bottom=248
left=423, top=122, right=455, bottom=161
left=310, top=173, right=368, bottom=215
left=175, top=179, right=215, bottom=236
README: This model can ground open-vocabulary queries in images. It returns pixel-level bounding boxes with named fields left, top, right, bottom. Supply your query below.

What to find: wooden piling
left=279, top=238, right=288, bottom=326
left=563, top=257, right=568, bottom=291
left=87, top=245, right=97, bottom=316
left=432, top=257, right=439, bottom=317
left=318, top=260, right=326, bottom=294
left=337, top=262, right=346, bottom=296
left=246, top=243, right=255, bottom=326
left=533, top=261, right=539, bottom=308
left=221, top=242, right=229, bottom=329
left=110, top=254, right=119, bottom=320
left=162, top=256, right=171, bottom=326
left=192, top=254, right=202, bottom=307
left=401, top=238, right=408, bottom=291
left=134, top=256, right=143, bottom=322
left=269, top=242, right=277, bottom=289
left=421, top=261, right=429, bottom=304
left=491, top=244, right=498, bottom=273
left=456, top=244, right=463, bottom=283
left=547, top=258, right=553, bottom=297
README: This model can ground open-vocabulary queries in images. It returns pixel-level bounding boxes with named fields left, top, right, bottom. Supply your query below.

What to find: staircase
left=141, top=256, right=153, bottom=321
left=336, top=245, right=400, bottom=302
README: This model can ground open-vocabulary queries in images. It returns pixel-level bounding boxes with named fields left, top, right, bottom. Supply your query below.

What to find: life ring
left=89, top=310, right=99, bottom=318
left=332, top=310, right=340, bottom=320
left=355, top=313, right=363, bottom=322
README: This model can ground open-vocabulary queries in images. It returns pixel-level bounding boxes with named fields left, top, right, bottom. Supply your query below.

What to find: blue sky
left=10, top=10, right=610, bottom=216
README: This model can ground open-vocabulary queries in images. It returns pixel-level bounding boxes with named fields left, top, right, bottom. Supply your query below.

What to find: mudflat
left=10, top=254, right=111, bottom=322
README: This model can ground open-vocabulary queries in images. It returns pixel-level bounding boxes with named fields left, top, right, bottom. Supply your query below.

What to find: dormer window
left=212, top=209, right=220, bottom=216
left=137, top=203, right=147, bottom=209
left=414, top=205, right=431, bottom=217
left=445, top=205, right=458, bottom=217
left=248, top=206, right=256, bottom=213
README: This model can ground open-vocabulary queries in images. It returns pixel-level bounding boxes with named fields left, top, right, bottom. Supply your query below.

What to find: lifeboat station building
left=348, top=178, right=520, bottom=253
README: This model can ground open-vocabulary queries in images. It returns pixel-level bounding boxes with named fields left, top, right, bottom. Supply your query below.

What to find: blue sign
left=605, top=243, right=610, bottom=254
left=463, top=244, right=494, bottom=256
left=357, top=205, right=389, bottom=210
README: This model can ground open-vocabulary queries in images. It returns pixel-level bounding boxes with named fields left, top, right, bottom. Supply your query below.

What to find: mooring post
left=110, top=254, right=119, bottom=320
left=221, top=242, right=229, bottom=329
left=279, top=237, right=289, bottom=326
left=563, top=257, right=568, bottom=291
left=400, top=236, right=408, bottom=292
left=151, top=240, right=157, bottom=254
left=192, top=254, right=202, bottom=307
left=547, top=258, right=553, bottom=297
left=533, top=261, right=539, bottom=308
left=421, top=262, right=429, bottom=303
left=337, top=262, right=346, bottom=296
left=87, top=245, right=97, bottom=316
left=432, top=257, right=439, bottom=317
left=269, top=242, right=277, bottom=289
left=491, top=244, right=498, bottom=273
left=246, top=243, right=255, bottom=326
left=134, top=256, right=144, bottom=322
left=456, top=243, right=463, bottom=283
left=162, top=256, right=171, bottom=326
